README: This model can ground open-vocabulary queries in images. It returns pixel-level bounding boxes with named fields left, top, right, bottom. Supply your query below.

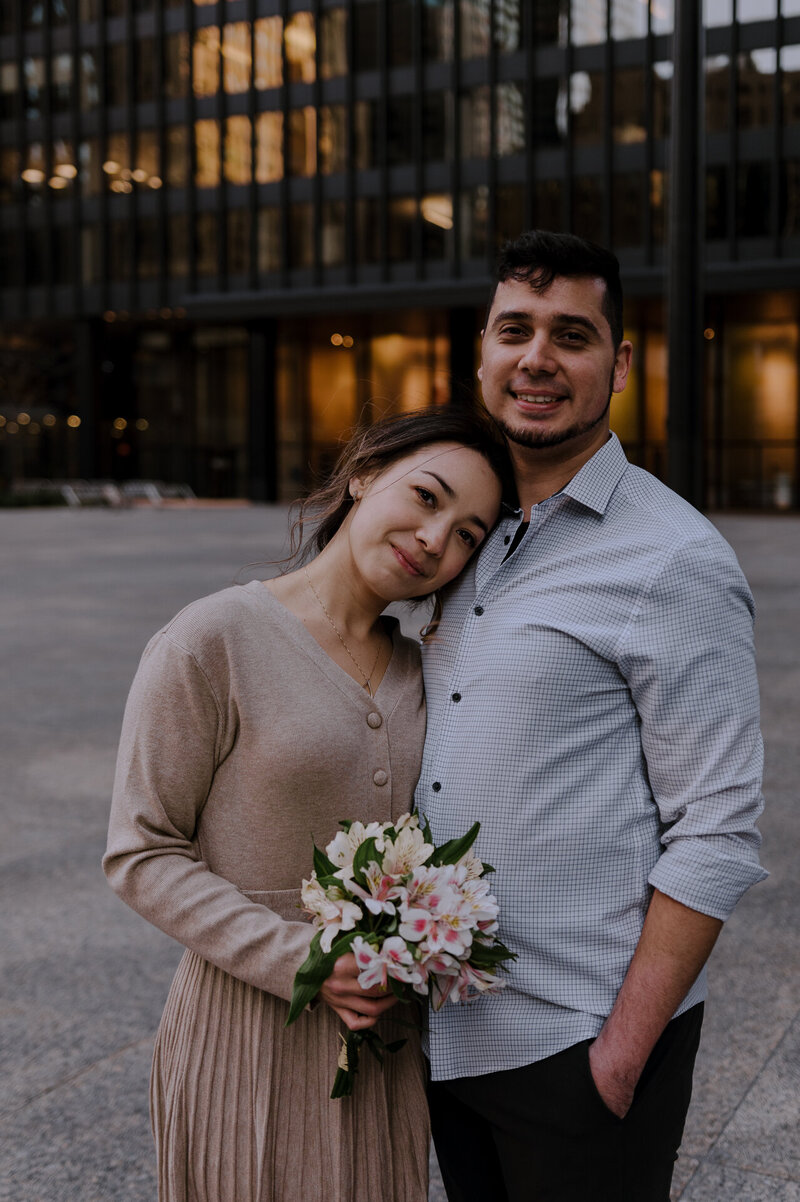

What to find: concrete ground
left=1, top=506, right=797, bottom=1202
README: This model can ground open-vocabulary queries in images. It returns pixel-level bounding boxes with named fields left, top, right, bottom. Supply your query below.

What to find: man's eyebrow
left=491, top=309, right=602, bottom=338
left=421, top=472, right=490, bottom=535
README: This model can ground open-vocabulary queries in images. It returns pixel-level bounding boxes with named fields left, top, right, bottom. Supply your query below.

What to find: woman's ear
left=349, top=476, right=363, bottom=501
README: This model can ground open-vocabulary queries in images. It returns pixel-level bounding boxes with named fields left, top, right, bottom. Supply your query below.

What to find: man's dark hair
left=487, top=230, right=625, bottom=348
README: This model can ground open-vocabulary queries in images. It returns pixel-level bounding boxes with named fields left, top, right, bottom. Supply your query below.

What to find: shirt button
left=451, top=692, right=461, bottom=702
left=432, top=781, right=441, bottom=792
left=474, top=605, right=484, bottom=615
left=366, top=712, right=382, bottom=729
left=373, top=769, right=388, bottom=786
left=503, top=535, right=511, bottom=544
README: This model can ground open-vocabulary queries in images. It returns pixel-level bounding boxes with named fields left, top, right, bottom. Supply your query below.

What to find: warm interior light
left=330, top=333, right=343, bottom=346
left=342, top=335, right=354, bottom=348
left=110, top=179, right=133, bottom=193
left=421, top=195, right=454, bottom=230
left=103, top=160, right=121, bottom=174
left=704, top=328, right=715, bottom=340
left=135, top=418, right=149, bottom=431
left=131, top=168, right=148, bottom=183
left=54, top=163, right=78, bottom=179
left=21, top=168, right=45, bottom=184
left=67, top=415, right=81, bottom=428
left=43, top=414, right=56, bottom=426
left=113, top=417, right=128, bottom=431
left=147, top=176, right=163, bottom=189
left=17, top=413, right=31, bottom=425
left=48, top=176, right=69, bottom=189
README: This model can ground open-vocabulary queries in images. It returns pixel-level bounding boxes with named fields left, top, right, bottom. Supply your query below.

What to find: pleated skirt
left=150, top=950, right=430, bottom=1202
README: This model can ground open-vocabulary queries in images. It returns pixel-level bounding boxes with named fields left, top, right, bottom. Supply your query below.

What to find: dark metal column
left=666, top=0, right=704, bottom=507
left=75, top=317, right=101, bottom=479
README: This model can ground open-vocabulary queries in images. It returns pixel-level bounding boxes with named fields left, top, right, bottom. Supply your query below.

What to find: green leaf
left=285, top=928, right=360, bottom=1027
left=467, top=938, right=517, bottom=969
left=351, top=835, right=379, bottom=886
left=338, top=819, right=354, bottom=832
left=313, top=844, right=338, bottom=878
left=430, top=821, right=481, bottom=866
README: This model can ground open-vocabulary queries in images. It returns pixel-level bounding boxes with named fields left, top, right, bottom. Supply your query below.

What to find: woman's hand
left=319, top=953, right=397, bottom=1031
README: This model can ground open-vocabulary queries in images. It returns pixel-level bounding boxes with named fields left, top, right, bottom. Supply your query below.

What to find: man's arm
left=589, top=889, right=722, bottom=1118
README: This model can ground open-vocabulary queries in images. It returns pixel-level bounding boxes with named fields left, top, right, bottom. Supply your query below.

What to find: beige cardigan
left=104, top=580, right=426, bottom=1003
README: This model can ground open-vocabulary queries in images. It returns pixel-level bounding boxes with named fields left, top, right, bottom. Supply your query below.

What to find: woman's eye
left=457, top=529, right=477, bottom=549
left=415, top=486, right=435, bottom=506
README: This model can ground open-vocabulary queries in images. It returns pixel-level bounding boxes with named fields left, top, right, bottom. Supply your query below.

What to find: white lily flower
left=326, top=821, right=386, bottom=869
left=381, top=825, right=435, bottom=876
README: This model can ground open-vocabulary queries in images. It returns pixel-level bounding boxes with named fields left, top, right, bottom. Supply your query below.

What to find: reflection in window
left=223, top=23, right=251, bottom=94
left=225, top=116, right=252, bottom=184
left=258, top=207, right=281, bottom=272
left=705, top=56, right=729, bottom=133
left=724, top=325, right=797, bottom=452
left=735, top=0, right=777, bottom=19
left=612, top=0, right=647, bottom=40
left=136, top=38, right=157, bottom=103
left=321, top=200, right=347, bottom=266
left=109, top=219, right=133, bottom=281
left=285, top=13, right=316, bottom=84
left=653, top=63, right=671, bottom=139
left=289, top=203, right=314, bottom=268
left=571, top=0, right=605, bottom=46
left=168, top=212, right=190, bottom=276
left=353, top=3, right=379, bottom=71
left=461, top=88, right=490, bottom=158
left=706, top=166, right=728, bottom=240
left=137, top=217, right=160, bottom=279
left=533, top=178, right=563, bottom=230
left=80, top=52, right=99, bottom=111
left=421, top=193, right=453, bottom=259
left=164, top=34, right=189, bottom=99
left=612, top=173, right=645, bottom=247
left=781, top=46, right=800, bottom=126
left=195, top=119, right=221, bottom=188
left=106, top=43, right=127, bottom=108
left=166, top=125, right=189, bottom=187
left=703, top=0, right=731, bottom=25
left=497, top=83, right=525, bottom=156
left=572, top=176, right=604, bottom=244
left=22, top=142, right=45, bottom=204
left=497, top=184, right=524, bottom=244
left=256, top=112, right=284, bottom=183
left=355, top=197, right=381, bottom=264
left=228, top=208, right=251, bottom=275
left=354, top=101, right=378, bottom=169
left=388, top=197, right=417, bottom=261
left=651, top=0, right=673, bottom=33
left=0, top=63, right=19, bottom=121
left=494, top=0, right=522, bottom=51
left=255, top=17, right=283, bottom=89
left=136, top=129, right=160, bottom=187
left=196, top=212, right=218, bottom=276
left=459, top=185, right=489, bottom=259
left=737, top=163, right=770, bottom=237
left=50, top=138, right=76, bottom=198
left=533, top=2, right=567, bottom=44
left=194, top=27, right=220, bottom=98
left=320, top=8, right=348, bottom=79
left=389, top=1, right=414, bottom=67
left=533, top=78, right=565, bottom=146
left=571, top=72, right=604, bottom=146
left=614, top=69, right=646, bottom=143
left=79, top=139, right=101, bottom=197
left=388, top=97, right=415, bottom=166
left=52, top=54, right=72, bottom=114
left=24, top=57, right=45, bottom=121
left=287, top=108, right=316, bottom=177
left=737, top=52, right=775, bottom=129
left=105, top=132, right=131, bottom=193
left=461, top=0, right=490, bottom=58
left=319, top=106, right=347, bottom=175
left=423, top=1, right=454, bottom=62
left=423, top=93, right=452, bottom=161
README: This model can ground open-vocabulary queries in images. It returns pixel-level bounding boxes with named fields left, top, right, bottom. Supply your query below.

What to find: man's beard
left=493, top=376, right=614, bottom=451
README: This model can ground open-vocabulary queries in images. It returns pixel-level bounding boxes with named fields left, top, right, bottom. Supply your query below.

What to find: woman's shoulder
left=154, top=580, right=273, bottom=661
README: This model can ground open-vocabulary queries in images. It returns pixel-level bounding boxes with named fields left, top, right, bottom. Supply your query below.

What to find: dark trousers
left=429, top=1004, right=704, bottom=1202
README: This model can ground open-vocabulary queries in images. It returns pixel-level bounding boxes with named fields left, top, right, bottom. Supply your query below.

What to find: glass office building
left=1, top=0, right=799, bottom=508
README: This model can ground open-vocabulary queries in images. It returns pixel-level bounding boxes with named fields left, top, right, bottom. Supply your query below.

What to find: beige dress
left=103, top=581, right=429, bottom=1202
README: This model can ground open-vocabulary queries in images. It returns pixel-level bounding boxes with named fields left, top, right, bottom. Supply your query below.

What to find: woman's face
left=346, top=441, right=502, bottom=603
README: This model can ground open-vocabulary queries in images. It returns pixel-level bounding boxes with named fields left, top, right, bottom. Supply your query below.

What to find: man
left=416, top=230, right=766, bottom=1201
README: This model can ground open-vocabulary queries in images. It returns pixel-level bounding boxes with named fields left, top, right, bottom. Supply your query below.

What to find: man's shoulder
left=607, top=462, right=732, bottom=558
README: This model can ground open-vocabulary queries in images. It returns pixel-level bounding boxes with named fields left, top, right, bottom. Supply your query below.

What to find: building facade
left=1, top=0, right=799, bottom=508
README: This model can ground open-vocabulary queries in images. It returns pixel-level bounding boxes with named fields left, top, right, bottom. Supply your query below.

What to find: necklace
left=304, top=567, right=384, bottom=697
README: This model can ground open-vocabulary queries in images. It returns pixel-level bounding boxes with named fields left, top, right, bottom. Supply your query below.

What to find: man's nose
left=518, top=334, right=557, bottom=374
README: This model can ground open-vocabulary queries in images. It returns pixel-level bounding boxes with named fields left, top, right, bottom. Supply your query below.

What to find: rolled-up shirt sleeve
left=619, top=536, right=768, bottom=919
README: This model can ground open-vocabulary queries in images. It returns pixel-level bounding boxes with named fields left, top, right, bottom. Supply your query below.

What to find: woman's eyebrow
left=421, top=472, right=490, bottom=534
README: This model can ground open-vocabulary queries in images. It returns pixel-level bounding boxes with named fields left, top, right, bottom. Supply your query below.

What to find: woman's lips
left=392, top=545, right=425, bottom=577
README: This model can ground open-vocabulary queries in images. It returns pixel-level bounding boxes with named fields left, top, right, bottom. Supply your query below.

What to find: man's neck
left=511, top=431, right=611, bottom=517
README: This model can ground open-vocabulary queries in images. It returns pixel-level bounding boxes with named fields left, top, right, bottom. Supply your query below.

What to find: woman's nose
left=416, top=519, right=447, bottom=557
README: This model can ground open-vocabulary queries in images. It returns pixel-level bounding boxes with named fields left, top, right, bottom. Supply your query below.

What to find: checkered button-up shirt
left=416, top=434, right=767, bottom=1081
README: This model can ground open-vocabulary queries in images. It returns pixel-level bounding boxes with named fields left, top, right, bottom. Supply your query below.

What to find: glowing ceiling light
left=103, top=159, right=121, bottom=174
left=54, top=163, right=78, bottom=178
left=21, top=168, right=45, bottom=184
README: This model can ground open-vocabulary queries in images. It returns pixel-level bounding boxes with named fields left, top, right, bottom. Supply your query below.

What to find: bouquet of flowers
left=285, top=812, right=515, bottom=1098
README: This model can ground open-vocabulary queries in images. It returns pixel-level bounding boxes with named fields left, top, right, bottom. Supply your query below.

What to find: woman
left=103, top=406, right=512, bottom=1202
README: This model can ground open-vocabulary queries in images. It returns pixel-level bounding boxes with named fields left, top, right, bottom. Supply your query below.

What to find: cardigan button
left=373, top=769, right=388, bottom=786
left=366, top=711, right=382, bottom=728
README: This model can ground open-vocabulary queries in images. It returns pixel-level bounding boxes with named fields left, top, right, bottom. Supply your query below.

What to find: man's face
left=479, top=275, right=632, bottom=460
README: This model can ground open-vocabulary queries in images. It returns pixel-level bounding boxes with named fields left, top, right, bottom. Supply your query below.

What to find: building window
left=387, top=96, right=415, bottom=166
left=136, top=38, right=157, bottom=103
left=614, top=69, right=646, bottom=144
left=285, top=12, right=316, bottom=84
left=422, top=93, right=452, bottom=161
left=571, top=71, right=604, bottom=146
left=320, top=8, right=348, bottom=79
left=166, top=125, right=190, bottom=187
left=353, top=3, right=379, bottom=72
left=194, top=27, right=220, bottom=98
left=258, top=207, right=281, bottom=272
left=136, top=129, right=161, bottom=189
left=109, top=219, right=133, bottom=280
left=495, top=0, right=522, bottom=51
left=612, top=173, right=646, bottom=247
left=105, top=132, right=132, bottom=193
left=255, top=17, right=283, bottom=89
left=195, top=119, right=221, bottom=188
left=137, top=217, right=160, bottom=279
left=195, top=212, right=219, bottom=276
left=611, top=0, right=648, bottom=41
left=389, top=0, right=414, bottom=67
left=496, top=184, right=524, bottom=245
left=533, top=77, right=565, bottom=146
left=421, top=193, right=453, bottom=259
left=706, top=166, right=728, bottom=240
left=321, top=199, right=347, bottom=266
left=460, top=185, right=489, bottom=259
left=705, top=55, right=730, bottom=134
left=50, top=138, right=76, bottom=198
left=52, top=53, right=72, bottom=114
left=651, top=168, right=667, bottom=244
left=227, top=208, right=251, bottom=275
left=223, top=23, right=252, bottom=94
left=165, top=32, right=190, bottom=99
left=289, top=202, right=314, bottom=268
left=287, top=107, right=316, bottom=177
left=81, top=226, right=102, bottom=285
left=572, top=176, right=604, bottom=244
left=1, top=62, right=19, bottom=121
left=255, top=112, right=284, bottom=183
left=737, top=51, right=775, bottom=129
left=168, top=213, right=189, bottom=276
left=24, top=57, right=45, bottom=121
left=533, top=178, right=563, bottom=230
left=80, top=51, right=100, bottom=111
left=355, top=197, right=381, bottom=264
left=0, top=147, right=19, bottom=204
left=387, top=197, right=417, bottom=261
left=354, top=100, right=378, bottom=168
left=319, top=105, right=348, bottom=175
left=106, top=43, right=128, bottom=108
left=461, top=87, right=490, bottom=158
left=460, top=0, right=490, bottom=58
left=496, top=82, right=525, bottom=156
left=570, top=1, right=605, bottom=47
left=225, top=115, right=252, bottom=184
left=653, top=63, right=672, bottom=138
left=737, top=162, right=771, bottom=237
left=780, top=161, right=800, bottom=237
left=79, top=138, right=101, bottom=197
left=423, top=1, right=454, bottom=62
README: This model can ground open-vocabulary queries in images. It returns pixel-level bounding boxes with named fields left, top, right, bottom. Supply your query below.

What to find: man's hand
left=588, top=1034, right=637, bottom=1119
left=319, top=952, right=397, bottom=1031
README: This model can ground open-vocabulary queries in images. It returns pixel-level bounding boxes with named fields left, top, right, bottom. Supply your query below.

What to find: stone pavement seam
left=0, top=1034, right=155, bottom=1123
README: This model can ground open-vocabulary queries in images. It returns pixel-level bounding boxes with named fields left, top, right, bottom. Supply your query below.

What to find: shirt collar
left=559, top=433, right=629, bottom=516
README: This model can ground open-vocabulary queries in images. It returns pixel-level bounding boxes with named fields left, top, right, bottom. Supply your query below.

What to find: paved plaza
left=1, top=505, right=798, bottom=1202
